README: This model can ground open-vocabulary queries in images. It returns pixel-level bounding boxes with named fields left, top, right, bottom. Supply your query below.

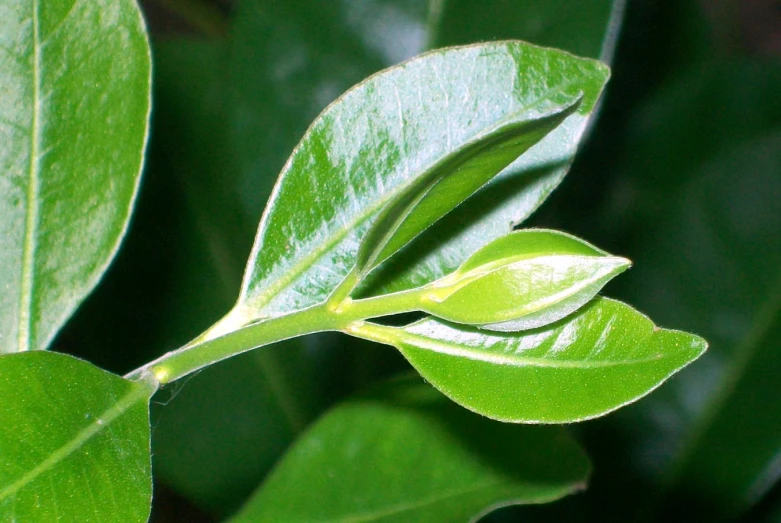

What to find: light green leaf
left=214, top=41, right=608, bottom=336
left=350, top=298, right=706, bottom=423
left=420, top=229, right=630, bottom=330
left=231, top=377, right=590, bottom=523
left=0, top=351, right=156, bottom=522
left=354, top=94, right=582, bottom=279
left=0, top=0, right=151, bottom=353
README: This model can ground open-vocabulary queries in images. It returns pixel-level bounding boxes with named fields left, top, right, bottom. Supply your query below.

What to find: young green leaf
left=348, top=298, right=706, bottom=423
left=354, top=95, right=582, bottom=279
left=207, top=41, right=609, bottom=339
left=0, top=351, right=157, bottom=522
left=0, top=0, right=151, bottom=353
left=420, top=229, right=630, bottom=331
left=231, top=377, right=590, bottom=523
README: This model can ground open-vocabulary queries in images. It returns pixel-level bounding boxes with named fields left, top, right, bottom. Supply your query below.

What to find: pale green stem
left=125, top=286, right=428, bottom=385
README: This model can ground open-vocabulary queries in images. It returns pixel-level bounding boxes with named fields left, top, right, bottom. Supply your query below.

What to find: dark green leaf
left=0, top=351, right=156, bottom=522
left=231, top=377, right=590, bottom=523
left=672, top=291, right=781, bottom=516
left=351, top=298, right=705, bottom=423
left=142, top=39, right=334, bottom=515
left=419, top=229, right=630, bottom=330
left=151, top=338, right=334, bottom=515
left=354, top=94, right=582, bottom=278
left=620, top=60, right=781, bottom=222
left=0, top=0, right=151, bottom=352
left=213, top=42, right=608, bottom=337
left=621, top=131, right=781, bottom=515
left=435, top=0, right=626, bottom=62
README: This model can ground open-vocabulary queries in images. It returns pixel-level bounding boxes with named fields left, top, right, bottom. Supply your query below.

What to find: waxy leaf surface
left=231, top=378, right=590, bottom=523
left=0, top=351, right=155, bottom=522
left=356, top=62, right=609, bottom=301
left=422, top=229, right=630, bottom=330
left=0, top=0, right=151, bottom=353
left=358, top=298, right=706, bottom=423
left=354, top=94, right=582, bottom=277
left=226, top=41, right=609, bottom=327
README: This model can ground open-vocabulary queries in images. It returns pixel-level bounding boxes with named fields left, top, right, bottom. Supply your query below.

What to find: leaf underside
left=233, top=41, right=609, bottom=323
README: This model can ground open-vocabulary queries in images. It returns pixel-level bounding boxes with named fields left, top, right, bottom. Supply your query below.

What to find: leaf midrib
left=18, top=0, right=43, bottom=352
left=0, top=382, right=150, bottom=502
left=399, top=328, right=664, bottom=369
left=246, top=77, right=584, bottom=313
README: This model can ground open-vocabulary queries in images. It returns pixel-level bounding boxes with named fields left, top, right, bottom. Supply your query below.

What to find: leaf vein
left=0, top=383, right=149, bottom=502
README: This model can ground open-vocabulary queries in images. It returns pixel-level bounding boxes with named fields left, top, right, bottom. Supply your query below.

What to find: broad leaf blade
left=355, top=93, right=582, bottom=276
left=0, top=351, right=156, bottom=522
left=0, top=0, right=151, bottom=352
left=231, top=378, right=590, bottom=523
left=672, top=291, right=781, bottom=515
left=354, top=298, right=706, bottom=423
left=356, top=70, right=609, bottom=300
left=231, top=41, right=608, bottom=324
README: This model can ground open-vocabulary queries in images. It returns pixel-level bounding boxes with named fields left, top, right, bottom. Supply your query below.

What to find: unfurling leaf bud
left=419, top=229, right=630, bottom=331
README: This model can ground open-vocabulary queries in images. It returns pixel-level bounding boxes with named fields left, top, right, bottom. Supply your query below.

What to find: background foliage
left=51, top=0, right=781, bottom=521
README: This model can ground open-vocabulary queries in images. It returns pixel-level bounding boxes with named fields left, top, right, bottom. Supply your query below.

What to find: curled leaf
left=421, top=229, right=630, bottom=331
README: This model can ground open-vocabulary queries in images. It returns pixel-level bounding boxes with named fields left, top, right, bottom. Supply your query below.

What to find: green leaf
left=0, top=351, right=156, bottom=522
left=151, top=339, right=335, bottom=515
left=420, top=229, right=630, bottom=330
left=620, top=60, right=781, bottom=221
left=231, top=377, right=590, bottom=523
left=139, top=39, right=336, bottom=516
left=672, top=291, right=781, bottom=516
left=216, top=41, right=608, bottom=335
left=350, top=298, right=706, bottom=423
left=354, top=95, right=582, bottom=279
left=355, top=65, right=609, bottom=302
left=0, top=0, right=152, bottom=352
left=620, top=130, right=781, bottom=515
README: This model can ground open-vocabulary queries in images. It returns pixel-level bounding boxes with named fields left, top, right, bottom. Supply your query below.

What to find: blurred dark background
left=54, top=0, right=781, bottom=521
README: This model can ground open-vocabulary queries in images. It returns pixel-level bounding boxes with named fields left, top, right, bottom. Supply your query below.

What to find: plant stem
left=125, top=286, right=428, bottom=385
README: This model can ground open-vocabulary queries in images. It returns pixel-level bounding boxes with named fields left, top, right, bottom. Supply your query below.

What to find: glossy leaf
left=0, top=351, right=156, bottom=521
left=214, top=41, right=609, bottom=337
left=420, top=229, right=630, bottom=330
left=355, top=69, right=609, bottom=301
left=354, top=94, right=582, bottom=278
left=231, top=378, right=590, bottom=523
left=351, top=298, right=706, bottom=423
left=0, top=0, right=151, bottom=352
